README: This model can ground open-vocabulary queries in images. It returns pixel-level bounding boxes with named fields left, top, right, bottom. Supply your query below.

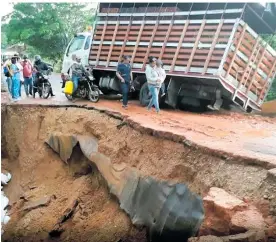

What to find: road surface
left=2, top=73, right=276, bottom=168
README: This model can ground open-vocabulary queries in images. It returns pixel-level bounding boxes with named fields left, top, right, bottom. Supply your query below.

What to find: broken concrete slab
left=201, top=187, right=266, bottom=236
left=201, top=187, right=247, bottom=235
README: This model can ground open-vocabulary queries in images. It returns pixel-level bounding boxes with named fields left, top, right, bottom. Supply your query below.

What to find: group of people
left=2, top=54, right=54, bottom=101
left=116, top=55, right=166, bottom=113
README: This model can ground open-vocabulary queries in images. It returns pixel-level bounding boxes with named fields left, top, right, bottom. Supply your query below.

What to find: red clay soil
left=1, top=103, right=276, bottom=241
left=14, top=96, right=276, bottom=168
left=262, top=100, right=276, bottom=114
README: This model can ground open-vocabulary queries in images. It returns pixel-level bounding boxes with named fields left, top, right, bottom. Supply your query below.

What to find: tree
left=3, top=3, right=95, bottom=65
left=262, top=34, right=276, bottom=101
left=1, top=25, right=8, bottom=49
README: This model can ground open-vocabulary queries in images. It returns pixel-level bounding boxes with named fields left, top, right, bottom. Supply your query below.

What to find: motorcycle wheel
left=42, top=85, right=50, bottom=99
left=88, top=87, right=100, bottom=103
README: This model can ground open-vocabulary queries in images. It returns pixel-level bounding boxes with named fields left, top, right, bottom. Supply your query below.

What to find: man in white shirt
left=156, top=59, right=166, bottom=97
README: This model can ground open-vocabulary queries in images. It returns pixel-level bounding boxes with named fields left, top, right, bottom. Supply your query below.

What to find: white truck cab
left=61, top=32, right=92, bottom=77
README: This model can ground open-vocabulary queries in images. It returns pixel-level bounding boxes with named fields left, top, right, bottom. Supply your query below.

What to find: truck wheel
left=139, top=82, right=151, bottom=107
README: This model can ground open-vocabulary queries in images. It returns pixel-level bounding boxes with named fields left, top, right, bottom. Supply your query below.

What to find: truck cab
left=61, top=32, right=92, bottom=79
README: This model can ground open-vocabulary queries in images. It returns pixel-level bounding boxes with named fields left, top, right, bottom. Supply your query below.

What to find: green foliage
left=1, top=25, right=8, bottom=49
left=266, top=79, right=276, bottom=101
left=3, top=3, right=95, bottom=65
left=262, top=34, right=276, bottom=101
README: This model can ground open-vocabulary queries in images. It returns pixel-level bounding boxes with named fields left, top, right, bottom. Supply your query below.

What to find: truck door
left=62, top=35, right=87, bottom=74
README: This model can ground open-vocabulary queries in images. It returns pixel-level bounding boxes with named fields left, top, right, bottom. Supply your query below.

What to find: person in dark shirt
left=34, top=55, right=49, bottom=73
left=116, top=55, right=132, bottom=109
left=33, top=55, right=55, bottom=97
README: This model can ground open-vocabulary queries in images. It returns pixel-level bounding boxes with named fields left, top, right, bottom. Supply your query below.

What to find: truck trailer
left=61, top=2, right=276, bottom=112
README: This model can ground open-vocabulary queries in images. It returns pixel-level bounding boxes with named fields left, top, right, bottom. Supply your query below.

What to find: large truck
left=61, top=2, right=276, bottom=112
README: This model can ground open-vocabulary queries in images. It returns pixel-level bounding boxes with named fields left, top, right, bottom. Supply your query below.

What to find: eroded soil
left=1, top=104, right=276, bottom=241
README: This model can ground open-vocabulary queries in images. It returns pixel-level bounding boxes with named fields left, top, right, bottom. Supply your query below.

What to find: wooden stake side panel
left=89, top=21, right=235, bottom=75
left=223, top=23, right=276, bottom=102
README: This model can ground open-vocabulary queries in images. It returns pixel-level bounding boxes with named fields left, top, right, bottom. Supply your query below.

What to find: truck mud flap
left=165, top=78, right=182, bottom=108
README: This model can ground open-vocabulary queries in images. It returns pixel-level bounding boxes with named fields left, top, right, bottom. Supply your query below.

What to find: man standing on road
left=116, top=55, right=132, bottom=109
left=21, top=55, right=33, bottom=97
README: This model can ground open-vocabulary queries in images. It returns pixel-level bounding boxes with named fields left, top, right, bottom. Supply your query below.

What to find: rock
left=266, top=223, right=276, bottom=239
left=230, top=207, right=265, bottom=233
left=223, top=230, right=265, bottom=242
left=263, top=195, right=268, bottom=200
left=188, top=231, right=266, bottom=242
left=188, top=235, right=224, bottom=242
left=253, top=200, right=270, bottom=218
left=264, top=216, right=275, bottom=226
left=268, top=168, right=276, bottom=180
left=201, top=187, right=248, bottom=235
left=22, top=195, right=53, bottom=212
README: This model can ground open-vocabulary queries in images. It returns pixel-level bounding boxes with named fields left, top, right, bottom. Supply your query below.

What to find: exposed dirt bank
left=262, top=100, right=276, bottom=114
left=1, top=104, right=276, bottom=241
left=14, top=96, right=276, bottom=167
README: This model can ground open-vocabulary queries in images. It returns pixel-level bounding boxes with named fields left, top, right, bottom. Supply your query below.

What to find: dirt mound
left=262, top=100, right=276, bottom=114
left=1, top=105, right=276, bottom=241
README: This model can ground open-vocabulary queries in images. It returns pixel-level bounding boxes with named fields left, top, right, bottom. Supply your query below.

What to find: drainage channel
left=1, top=104, right=276, bottom=241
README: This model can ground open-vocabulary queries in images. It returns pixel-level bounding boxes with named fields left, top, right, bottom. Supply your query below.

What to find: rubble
left=201, top=187, right=266, bottom=236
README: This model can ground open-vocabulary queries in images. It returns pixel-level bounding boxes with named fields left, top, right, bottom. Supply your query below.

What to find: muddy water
left=1, top=104, right=276, bottom=241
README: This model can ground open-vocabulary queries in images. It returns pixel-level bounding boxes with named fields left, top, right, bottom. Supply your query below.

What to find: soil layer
left=1, top=104, right=276, bottom=241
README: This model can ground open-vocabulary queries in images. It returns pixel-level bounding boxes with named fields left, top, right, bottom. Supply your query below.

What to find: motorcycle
left=33, top=71, right=51, bottom=99
left=65, top=72, right=100, bottom=103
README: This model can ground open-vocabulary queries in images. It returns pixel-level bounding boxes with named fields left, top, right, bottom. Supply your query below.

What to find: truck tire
left=139, top=82, right=151, bottom=107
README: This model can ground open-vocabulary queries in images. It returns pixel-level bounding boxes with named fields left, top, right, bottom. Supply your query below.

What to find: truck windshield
left=66, top=35, right=86, bottom=56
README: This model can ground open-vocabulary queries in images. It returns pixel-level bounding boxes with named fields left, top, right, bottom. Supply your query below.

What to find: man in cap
left=70, top=56, right=89, bottom=100
left=33, top=55, right=55, bottom=97
left=116, top=55, right=132, bottom=109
